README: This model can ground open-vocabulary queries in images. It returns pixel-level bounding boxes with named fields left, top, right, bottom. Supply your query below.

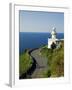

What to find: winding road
left=30, top=48, right=48, bottom=78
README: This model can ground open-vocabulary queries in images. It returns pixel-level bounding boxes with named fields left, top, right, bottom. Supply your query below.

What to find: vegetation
left=19, top=41, right=64, bottom=78
left=19, top=49, right=33, bottom=77
left=40, top=41, right=64, bottom=77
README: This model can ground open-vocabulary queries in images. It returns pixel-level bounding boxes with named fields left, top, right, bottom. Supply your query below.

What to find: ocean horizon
left=19, top=32, right=64, bottom=54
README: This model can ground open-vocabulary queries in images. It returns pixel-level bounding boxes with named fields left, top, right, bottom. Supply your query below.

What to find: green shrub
left=40, top=41, right=64, bottom=77
left=19, top=50, right=33, bottom=76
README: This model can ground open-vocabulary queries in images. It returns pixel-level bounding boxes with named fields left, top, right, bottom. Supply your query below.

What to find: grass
left=19, top=50, right=33, bottom=77
left=19, top=41, right=64, bottom=78
left=40, top=41, right=64, bottom=77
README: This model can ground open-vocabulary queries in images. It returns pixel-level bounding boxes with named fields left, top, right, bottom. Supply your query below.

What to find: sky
left=19, top=10, right=64, bottom=33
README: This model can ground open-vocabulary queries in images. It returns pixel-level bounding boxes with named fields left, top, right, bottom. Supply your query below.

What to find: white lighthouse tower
left=48, top=27, right=57, bottom=48
left=51, top=27, right=56, bottom=39
left=48, top=27, right=64, bottom=49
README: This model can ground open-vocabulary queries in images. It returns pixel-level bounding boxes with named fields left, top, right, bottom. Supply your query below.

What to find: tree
left=51, top=42, right=56, bottom=49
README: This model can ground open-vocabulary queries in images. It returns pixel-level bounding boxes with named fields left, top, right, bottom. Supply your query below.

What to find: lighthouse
left=48, top=27, right=64, bottom=49
left=48, top=27, right=57, bottom=49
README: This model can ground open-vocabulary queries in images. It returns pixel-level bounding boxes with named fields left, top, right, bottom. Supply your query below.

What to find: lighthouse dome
left=51, top=27, right=56, bottom=35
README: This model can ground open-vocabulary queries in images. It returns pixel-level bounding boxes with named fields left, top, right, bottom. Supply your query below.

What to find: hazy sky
left=19, top=10, right=64, bottom=33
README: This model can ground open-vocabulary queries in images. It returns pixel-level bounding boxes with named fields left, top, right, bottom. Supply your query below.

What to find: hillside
left=19, top=50, right=33, bottom=78
left=40, top=41, right=64, bottom=77
left=19, top=41, right=64, bottom=79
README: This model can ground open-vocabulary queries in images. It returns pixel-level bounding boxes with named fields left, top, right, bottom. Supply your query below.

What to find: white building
left=48, top=27, right=63, bottom=49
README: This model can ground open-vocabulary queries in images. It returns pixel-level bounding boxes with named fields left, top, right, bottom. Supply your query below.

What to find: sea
left=19, top=32, right=64, bottom=54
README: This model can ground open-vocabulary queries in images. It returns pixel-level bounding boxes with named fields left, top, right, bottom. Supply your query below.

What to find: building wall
left=48, top=38, right=56, bottom=48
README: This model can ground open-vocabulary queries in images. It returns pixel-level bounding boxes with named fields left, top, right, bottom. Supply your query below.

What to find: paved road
left=30, top=48, right=48, bottom=78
